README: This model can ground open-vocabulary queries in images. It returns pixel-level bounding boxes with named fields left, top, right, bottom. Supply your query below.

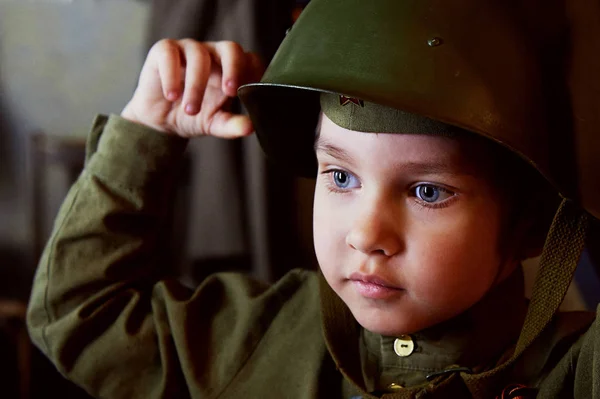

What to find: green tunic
left=27, top=115, right=600, bottom=398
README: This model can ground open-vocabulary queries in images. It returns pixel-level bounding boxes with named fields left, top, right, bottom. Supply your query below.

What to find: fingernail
left=167, top=91, right=179, bottom=101
left=185, top=103, right=198, bottom=114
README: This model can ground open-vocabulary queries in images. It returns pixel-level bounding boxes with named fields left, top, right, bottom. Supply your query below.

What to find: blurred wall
left=0, top=0, right=150, bottom=296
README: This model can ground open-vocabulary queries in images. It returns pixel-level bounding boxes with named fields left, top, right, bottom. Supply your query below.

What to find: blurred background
left=0, top=0, right=598, bottom=398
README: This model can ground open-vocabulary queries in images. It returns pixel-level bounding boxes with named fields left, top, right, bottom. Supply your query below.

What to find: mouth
left=348, top=273, right=404, bottom=299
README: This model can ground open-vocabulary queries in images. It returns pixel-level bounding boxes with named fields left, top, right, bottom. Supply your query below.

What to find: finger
left=208, top=41, right=248, bottom=97
left=152, top=39, right=183, bottom=101
left=208, top=111, right=254, bottom=138
left=179, top=39, right=212, bottom=115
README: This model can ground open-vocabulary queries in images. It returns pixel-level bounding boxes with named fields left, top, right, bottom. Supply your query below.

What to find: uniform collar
left=320, top=267, right=527, bottom=394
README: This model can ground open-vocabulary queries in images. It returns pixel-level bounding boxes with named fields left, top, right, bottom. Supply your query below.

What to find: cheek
left=407, top=206, right=504, bottom=307
left=313, top=183, right=359, bottom=285
left=313, top=186, right=343, bottom=270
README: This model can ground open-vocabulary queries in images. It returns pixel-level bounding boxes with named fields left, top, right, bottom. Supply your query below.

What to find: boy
left=27, top=0, right=600, bottom=398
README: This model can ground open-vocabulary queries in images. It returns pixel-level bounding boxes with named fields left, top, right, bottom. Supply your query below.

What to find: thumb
left=208, top=111, right=255, bottom=139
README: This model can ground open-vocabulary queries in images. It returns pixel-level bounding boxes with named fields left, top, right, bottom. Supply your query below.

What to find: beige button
left=393, top=335, right=414, bottom=357
left=388, top=383, right=404, bottom=390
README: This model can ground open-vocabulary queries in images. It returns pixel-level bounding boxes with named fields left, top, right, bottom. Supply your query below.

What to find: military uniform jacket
left=27, top=115, right=600, bottom=398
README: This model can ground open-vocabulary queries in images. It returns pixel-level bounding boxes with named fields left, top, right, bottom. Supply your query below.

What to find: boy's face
left=313, top=114, right=518, bottom=336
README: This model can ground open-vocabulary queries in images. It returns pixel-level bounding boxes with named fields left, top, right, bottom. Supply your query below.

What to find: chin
left=361, top=321, right=420, bottom=337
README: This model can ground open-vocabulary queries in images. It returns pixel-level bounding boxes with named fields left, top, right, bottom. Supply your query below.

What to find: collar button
left=393, top=335, right=414, bottom=357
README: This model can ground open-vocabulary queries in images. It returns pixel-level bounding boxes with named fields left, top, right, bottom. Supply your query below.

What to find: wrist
left=121, top=102, right=171, bottom=134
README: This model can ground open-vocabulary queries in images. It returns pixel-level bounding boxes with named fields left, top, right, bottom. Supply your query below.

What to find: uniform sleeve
left=26, top=115, right=312, bottom=398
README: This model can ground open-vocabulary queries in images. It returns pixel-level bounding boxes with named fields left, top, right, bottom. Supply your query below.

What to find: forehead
left=315, top=113, right=497, bottom=175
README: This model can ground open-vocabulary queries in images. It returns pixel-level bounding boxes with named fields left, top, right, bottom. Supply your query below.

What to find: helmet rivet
left=427, top=37, right=442, bottom=47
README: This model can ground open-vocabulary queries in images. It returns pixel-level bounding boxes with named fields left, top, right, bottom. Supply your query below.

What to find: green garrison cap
left=239, top=0, right=599, bottom=395
left=319, top=92, right=465, bottom=136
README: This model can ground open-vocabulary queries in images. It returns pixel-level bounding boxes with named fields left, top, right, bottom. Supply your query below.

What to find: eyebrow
left=314, top=138, right=356, bottom=165
left=315, top=137, right=466, bottom=176
left=397, top=161, right=457, bottom=176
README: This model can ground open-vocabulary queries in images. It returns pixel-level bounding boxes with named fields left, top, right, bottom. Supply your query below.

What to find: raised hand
left=121, top=39, right=263, bottom=138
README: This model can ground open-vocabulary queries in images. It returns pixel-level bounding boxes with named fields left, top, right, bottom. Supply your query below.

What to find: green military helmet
left=239, top=0, right=598, bottom=395
left=239, top=0, right=600, bottom=222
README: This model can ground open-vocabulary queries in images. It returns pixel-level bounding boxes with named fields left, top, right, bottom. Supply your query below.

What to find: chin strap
left=462, top=198, right=589, bottom=396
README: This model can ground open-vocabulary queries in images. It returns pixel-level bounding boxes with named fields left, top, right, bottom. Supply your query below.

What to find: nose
left=345, top=199, right=403, bottom=257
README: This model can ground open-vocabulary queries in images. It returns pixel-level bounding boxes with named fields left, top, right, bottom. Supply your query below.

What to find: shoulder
left=199, top=268, right=319, bottom=296
left=539, top=309, right=596, bottom=366
left=196, top=269, right=319, bottom=306
left=530, top=308, right=597, bottom=396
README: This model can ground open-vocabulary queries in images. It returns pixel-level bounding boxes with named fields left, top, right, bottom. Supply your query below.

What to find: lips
left=349, top=273, right=404, bottom=299
left=349, top=273, right=399, bottom=288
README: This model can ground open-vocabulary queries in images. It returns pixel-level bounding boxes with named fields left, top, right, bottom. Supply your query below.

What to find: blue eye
left=415, top=184, right=452, bottom=203
left=332, top=170, right=358, bottom=189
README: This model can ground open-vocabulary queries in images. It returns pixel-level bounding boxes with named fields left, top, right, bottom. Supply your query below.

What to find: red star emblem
left=339, top=95, right=364, bottom=107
